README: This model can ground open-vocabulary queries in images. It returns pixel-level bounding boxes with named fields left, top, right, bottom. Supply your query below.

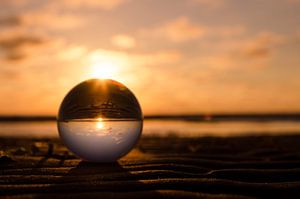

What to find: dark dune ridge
left=1, top=135, right=300, bottom=198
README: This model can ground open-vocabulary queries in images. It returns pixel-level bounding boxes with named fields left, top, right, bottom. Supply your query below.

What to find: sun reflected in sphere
left=96, top=118, right=104, bottom=129
left=57, top=79, right=143, bottom=162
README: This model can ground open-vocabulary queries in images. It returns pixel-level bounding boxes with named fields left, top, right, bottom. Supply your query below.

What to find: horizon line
left=1, top=113, right=300, bottom=122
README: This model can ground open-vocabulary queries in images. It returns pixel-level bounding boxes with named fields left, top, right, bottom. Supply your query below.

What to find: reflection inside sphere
left=57, top=79, right=143, bottom=162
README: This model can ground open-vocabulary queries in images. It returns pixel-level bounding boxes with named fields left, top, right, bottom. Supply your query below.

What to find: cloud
left=111, top=34, right=136, bottom=49
left=0, top=0, right=127, bottom=10
left=0, top=31, right=65, bottom=62
left=237, top=32, right=285, bottom=59
left=0, top=5, right=85, bottom=62
left=0, top=11, right=85, bottom=35
left=287, top=0, right=300, bottom=4
left=0, top=0, right=126, bottom=39
left=138, top=16, right=246, bottom=45
left=164, top=17, right=206, bottom=42
left=0, top=35, right=44, bottom=50
left=57, top=46, right=88, bottom=61
left=3, top=51, right=27, bottom=61
left=291, top=30, right=300, bottom=43
left=0, top=0, right=126, bottom=33
left=211, top=25, right=246, bottom=38
left=0, top=16, right=22, bottom=27
left=0, top=69, right=21, bottom=80
left=134, top=51, right=182, bottom=65
left=0, top=0, right=28, bottom=7
left=140, top=16, right=206, bottom=43
left=189, top=0, right=225, bottom=8
left=0, top=34, right=45, bottom=61
left=60, top=0, right=127, bottom=10
left=22, top=12, right=85, bottom=30
left=199, top=32, right=286, bottom=71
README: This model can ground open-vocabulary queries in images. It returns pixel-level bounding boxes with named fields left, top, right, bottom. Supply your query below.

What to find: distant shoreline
left=1, top=113, right=300, bottom=122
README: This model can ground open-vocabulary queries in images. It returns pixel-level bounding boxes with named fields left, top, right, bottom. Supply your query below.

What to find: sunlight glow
left=96, top=117, right=104, bottom=129
left=91, top=63, right=117, bottom=79
left=88, top=50, right=127, bottom=79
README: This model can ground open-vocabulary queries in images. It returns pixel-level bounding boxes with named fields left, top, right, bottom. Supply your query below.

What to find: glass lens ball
left=57, top=79, right=143, bottom=162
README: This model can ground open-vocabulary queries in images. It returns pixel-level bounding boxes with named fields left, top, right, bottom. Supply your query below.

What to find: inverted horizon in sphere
left=58, top=79, right=143, bottom=121
left=58, top=79, right=143, bottom=162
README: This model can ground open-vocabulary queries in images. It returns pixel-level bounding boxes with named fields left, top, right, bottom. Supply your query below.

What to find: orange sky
left=0, top=0, right=300, bottom=115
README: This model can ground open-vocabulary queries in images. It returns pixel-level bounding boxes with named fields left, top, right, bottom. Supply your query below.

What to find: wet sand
left=1, top=135, right=300, bottom=198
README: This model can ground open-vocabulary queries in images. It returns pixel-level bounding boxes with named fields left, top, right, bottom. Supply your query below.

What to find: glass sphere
left=57, top=79, right=143, bottom=162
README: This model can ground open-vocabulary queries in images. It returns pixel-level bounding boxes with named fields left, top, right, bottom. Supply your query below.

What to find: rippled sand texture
left=1, top=135, right=300, bottom=198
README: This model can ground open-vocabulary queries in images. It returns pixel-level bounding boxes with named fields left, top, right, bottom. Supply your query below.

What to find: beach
left=1, top=134, right=300, bottom=198
left=1, top=0, right=300, bottom=198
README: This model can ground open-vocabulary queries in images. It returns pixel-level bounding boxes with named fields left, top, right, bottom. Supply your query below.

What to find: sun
left=91, top=63, right=117, bottom=79
left=88, top=50, right=126, bottom=79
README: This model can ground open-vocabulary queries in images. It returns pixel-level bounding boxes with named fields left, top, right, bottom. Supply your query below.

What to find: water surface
left=1, top=120, right=300, bottom=138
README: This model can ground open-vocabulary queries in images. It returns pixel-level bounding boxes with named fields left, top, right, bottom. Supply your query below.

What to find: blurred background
left=1, top=0, right=300, bottom=137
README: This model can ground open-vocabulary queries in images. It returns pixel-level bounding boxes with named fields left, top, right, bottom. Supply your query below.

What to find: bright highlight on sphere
left=57, top=79, right=143, bottom=162
left=96, top=118, right=104, bottom=129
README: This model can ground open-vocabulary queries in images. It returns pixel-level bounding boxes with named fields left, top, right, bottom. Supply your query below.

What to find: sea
left=1, top=118, right=300, bottom=138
